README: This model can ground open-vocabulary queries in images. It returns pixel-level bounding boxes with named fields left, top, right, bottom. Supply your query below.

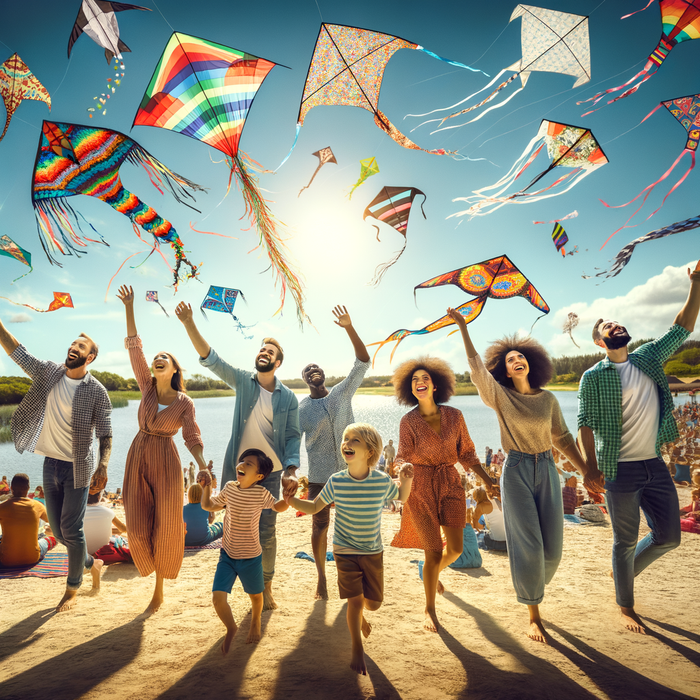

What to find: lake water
left=0, top=391, right=584, bottom=491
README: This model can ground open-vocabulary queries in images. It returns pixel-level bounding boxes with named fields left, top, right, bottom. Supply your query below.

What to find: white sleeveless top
left=483, top=499, right=506, bottom=541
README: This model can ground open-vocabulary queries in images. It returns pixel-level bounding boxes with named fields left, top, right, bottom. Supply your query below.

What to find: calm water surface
left=0, top=391, right=584, bottom=490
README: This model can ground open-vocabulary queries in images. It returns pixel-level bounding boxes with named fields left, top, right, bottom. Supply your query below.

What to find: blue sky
left=0, top=0, right=698, bottom=381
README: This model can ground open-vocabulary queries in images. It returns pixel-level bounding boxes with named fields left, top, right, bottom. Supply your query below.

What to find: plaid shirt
left=10, top=344, right=113, bottom=489
left=577, top=324, right=689, bottom=481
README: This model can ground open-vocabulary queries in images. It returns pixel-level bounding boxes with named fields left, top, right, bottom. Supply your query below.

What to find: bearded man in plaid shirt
left=0, top=319, right=112, bottom=612
left=578, top=262, right=700, bottom=635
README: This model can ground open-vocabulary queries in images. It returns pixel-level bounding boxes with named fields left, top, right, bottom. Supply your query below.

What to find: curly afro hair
left=483, top=334, right=553, bottom=390
left=392, top=355, right=456, bottom=407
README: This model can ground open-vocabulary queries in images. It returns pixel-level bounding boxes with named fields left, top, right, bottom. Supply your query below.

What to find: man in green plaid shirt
left=578, top=262, right=700, bottom=635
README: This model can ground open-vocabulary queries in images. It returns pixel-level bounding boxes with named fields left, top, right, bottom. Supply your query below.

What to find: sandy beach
left=1, top=488, right=699, bottom=700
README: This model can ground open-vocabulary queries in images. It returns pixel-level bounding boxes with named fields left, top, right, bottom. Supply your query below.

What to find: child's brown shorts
left=335, top=551, right=384, bottom=601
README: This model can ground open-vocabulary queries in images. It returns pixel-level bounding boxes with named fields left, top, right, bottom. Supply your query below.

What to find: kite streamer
left=0, top=291, right=73, bottom=313
left=450, top=120, right=607, bottom=219
left=578, top=0, right=700, bottom=114
left=133, top=32, right=309, bottom=326
left=411, top=5, right=591, bottom=133
left=368, top=255, right=548, bottom=365
left=0, top=234, right=33, bottom=282
left=533, top=210, right=578, bottom=224
left=363, top=186, right=426, bottom=286
left=32, top=121, right=204, bottom=289
left=0, top=53, right=51, bottom=144
left=563, top=312, right=580, bottom=348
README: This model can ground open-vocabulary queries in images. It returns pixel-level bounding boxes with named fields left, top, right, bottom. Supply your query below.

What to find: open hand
left=196, top=470, right=212, bottom=488
left=446, top=307, right=467, bottom=330
left=175, top=302, right=193, bottom=325
left=688, top=260, right=700, bottom=283
left=116, top=285, right=134, bottom=306
left=398, top=463, right=414, bottom=479
left=281, top=468, right=299, bottom=498
left=332, top=305, right=352, bottom=328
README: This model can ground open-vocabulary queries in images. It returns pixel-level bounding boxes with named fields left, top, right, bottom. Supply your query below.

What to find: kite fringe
left=370, top=240, right=407, bottom=287
left=415, top=46, right=489, bottom=76
left=189, top=222, right=238, bottom=239
left=231, top=151, right=309, bottom=327
left=275, top=122, right=302, bottom=172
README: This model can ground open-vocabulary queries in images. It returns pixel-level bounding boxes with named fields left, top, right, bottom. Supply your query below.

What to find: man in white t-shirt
left=176, top=302, right=300, bottom=611
left=0, top=320, right=113, bottom=613
left=578, top=262, right=700, bottom=634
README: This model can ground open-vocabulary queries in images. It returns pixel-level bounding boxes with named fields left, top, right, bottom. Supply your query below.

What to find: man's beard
left=255, top=358, right=274, bottom=373
left=65, top=353, right=88, bottom=369
left=603, top=331, right=631, bottom=351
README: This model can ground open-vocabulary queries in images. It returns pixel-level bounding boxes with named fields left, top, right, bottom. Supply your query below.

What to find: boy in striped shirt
left=199, top=449, right=289, bottom=654
left=287, top=423, right=413, bottom=675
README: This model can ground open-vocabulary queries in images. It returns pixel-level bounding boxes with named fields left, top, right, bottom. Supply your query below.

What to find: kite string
left=312, top=0, right=323, bottom=21
left=52, top=55, right=73, bottom=99
left=150, top=0, right=176, bottom=31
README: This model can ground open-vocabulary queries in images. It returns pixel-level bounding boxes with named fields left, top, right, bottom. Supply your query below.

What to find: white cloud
left=9, top=314, right=32, bottom=323
left=546, top=261, right=698, bottom=356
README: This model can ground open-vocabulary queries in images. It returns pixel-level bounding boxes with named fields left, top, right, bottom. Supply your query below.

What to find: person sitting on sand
left=562, top=474, right=578, bottom=515
left=198, top=449, right=289, bottom=653
left=84, top=488, right=127, bottom=556
left=470, top=486, right=507, bottom=551
left=383, top=439, right=396, bottom=476
left=287, top=423, right=413, bottom=676
left=183, top=483, right=224, bottom=547
left=0, top=315, right=111, bottom=612
left=0, top=476, right=9, bottom=495
left=0, top=474, right=57, bottom=567
left=33, top=485, right=45, bottom=505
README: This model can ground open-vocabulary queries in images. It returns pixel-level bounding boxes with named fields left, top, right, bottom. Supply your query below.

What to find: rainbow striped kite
left=134, top=33, right=309, bottom=326
left=551, top=223, right=569, bottom=256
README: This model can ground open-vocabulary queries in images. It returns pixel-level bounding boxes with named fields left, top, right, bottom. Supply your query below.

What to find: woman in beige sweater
left=447, top=308, right=599, bottom=643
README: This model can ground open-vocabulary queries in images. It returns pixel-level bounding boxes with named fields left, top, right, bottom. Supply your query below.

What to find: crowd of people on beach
left=1, top=263, right=700, bottom=675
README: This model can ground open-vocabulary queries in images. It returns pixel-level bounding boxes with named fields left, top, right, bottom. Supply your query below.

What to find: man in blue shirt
left=299, top=305, right=370, bottom=600
left=176, top=302, right=300, bottom=611
left=578, top=261, right=700, bottom=634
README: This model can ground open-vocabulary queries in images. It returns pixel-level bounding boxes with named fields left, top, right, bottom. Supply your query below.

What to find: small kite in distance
left=0, top=291, right=73, bottom=313
left=348, top=157, right=379, bottom=199
left=200, top=285, right=254, bottom=338
left=0, top=54, right=51, bottom=144
left=552, top=223, right=569, bottom=256
left=146, top=290, right=168, bottom=317
left=299, top=147, right=337, bottom=196
left=0, top=234, right=33, bottom=282
left=363, top=186, right=426, bottom=286
left=563, top=312, right=580, bottom=348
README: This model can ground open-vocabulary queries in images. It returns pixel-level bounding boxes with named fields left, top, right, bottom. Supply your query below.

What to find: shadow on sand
left=0, top=608, right=55, bottom=664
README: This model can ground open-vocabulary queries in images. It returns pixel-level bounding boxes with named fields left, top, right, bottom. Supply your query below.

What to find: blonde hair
left=343, top=422, right=383, bottom=468
left=188, top=483, right=202, bottom=503
left=471, top=486, right=489, bottom=504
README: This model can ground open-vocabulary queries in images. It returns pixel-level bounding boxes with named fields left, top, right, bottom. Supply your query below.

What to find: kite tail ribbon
left=374, top=110, right=454, bottom=157
left=415, top=46, right=489, bottom=75
left=370, top=239, right=407, bottom=287
left=232, top=151, right=308, bottom=327
left=10, top=264, right=34, bottom=283
left=0, top=295, right=63, bottom=313
left=0, top=108, right=13, bottom=144
left=298, top=162, right=323, bottom=197
left=275, top=122, right=302, bottom=172
left=367, top=331, right=410, bottom=368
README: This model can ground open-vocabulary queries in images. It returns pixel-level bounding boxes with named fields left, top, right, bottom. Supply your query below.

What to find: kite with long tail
left=133, top=32, right=309, bottom=326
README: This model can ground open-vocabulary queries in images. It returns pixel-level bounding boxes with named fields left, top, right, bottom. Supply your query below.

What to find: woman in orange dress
left=390, top=356, right=497, bottom=633
left=118, top=285, right=209, bottom=615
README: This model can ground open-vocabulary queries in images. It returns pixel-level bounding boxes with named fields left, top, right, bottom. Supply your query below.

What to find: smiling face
left=505, top=350, right=530, bottom=381
left=596, top=320, right=632, bottom=350
left=255, top=343, right=280, bottom=373
left=302, top=363, right=325, bottom=388
left=151, top=352, right=177, bottom=383
left=411, top=368, right=436, bottom=403
left=341, top=428, right=372, bottom=467
left=65, top=337, right=95, bottom=369
left=235, top=454, right=265, bottom=489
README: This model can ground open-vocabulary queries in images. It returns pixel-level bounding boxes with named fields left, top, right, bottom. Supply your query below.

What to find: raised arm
left=674, top=261, right=700, bottom=332
left=447, top=307, right=478, bottom=359
left=0, top=317, right=19, bottom=355
left=333, top=305, right=370, bottom=363
left=117, top=285, right=137, bottom=338
left=175, top=302, right=211, bottom=359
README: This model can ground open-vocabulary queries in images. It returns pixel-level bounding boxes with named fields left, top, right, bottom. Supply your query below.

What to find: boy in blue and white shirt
left=287, top=422, right=413, bottom=676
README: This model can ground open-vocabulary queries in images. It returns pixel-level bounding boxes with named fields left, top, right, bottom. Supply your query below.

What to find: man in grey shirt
left=299, top=306, right=370, bottom=599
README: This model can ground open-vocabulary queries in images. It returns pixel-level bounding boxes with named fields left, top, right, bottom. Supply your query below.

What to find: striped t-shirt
left=318, top=469, right=399, bottom=554
left=211, top=482, right=276, bottom=559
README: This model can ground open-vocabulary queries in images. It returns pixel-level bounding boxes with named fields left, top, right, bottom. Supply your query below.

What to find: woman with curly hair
left=390, top=354, right=496, bottom=633
left=447, top=307, right=601, bottom=643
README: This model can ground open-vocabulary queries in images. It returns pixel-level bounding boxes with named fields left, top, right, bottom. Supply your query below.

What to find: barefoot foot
left=246, top=619, right=262, bottom=644
left=527, top=620, right=548, bottom=644
left=361, top=615, right=372, bottom=639
left=263, top=582, right=278, bottom=611
left=350, top=647, right=367, bottom=676
left=424, top=607, right=440, bottom=633
left=90, top=559, right=104, bottom=590
left=620, top=607, right=647, bottom=634
left=56, top=588, right=78, bottom=613
left=222, top=622, right=238, bottom=655
left=436, top=579, right=445, bottom=596
left=315, top=576, right=328, bottom=601
left=145, top=590, right=164, bottom=616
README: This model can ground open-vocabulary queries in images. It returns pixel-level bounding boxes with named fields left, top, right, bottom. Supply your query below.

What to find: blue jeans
left=259, top=470, right=282, bottom=584
left=605, top=458, right=681, bottom=608
left=43, top=457, right=93, bottom=589
left=500, top=450, right=563, bottom=605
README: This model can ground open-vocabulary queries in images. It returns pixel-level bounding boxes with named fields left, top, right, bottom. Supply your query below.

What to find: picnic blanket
left=0, top=551, right=68, bottom=579
left=184, top=538, right=222, bottom=551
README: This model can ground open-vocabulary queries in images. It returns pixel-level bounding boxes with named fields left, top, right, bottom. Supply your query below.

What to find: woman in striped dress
left=118, top=285, right=208, bottom=615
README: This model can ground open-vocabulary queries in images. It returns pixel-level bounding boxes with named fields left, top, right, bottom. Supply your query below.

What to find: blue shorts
left=212, top=550, right=264, bottom=595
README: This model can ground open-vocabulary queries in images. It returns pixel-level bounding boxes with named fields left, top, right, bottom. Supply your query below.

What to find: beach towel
left=0, top=551, right=68, bottom=579
left=449, top=526, right=482, bottom=569
left=681, top=517, right=700, bottom=534
left=184, top=538, right=222, bottom=551
left=294, top=551, right=335, bottom=562
left=564, top=513, right=589, bottom=525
